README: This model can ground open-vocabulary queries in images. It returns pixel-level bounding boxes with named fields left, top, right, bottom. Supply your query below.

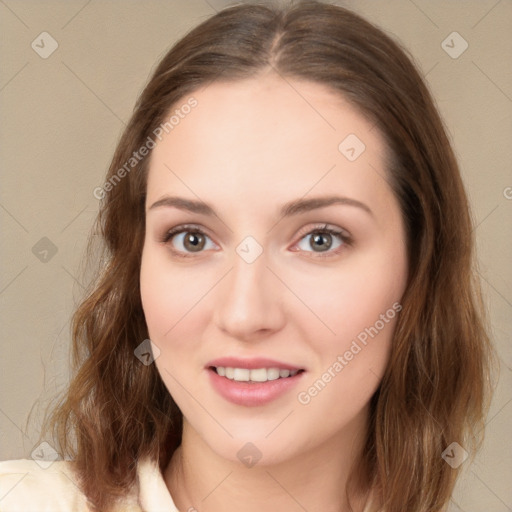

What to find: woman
left=0, top=1, right=495, bottom=511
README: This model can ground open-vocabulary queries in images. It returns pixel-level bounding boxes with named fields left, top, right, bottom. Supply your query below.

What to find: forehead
left=146, top=73, right=392, bottom=212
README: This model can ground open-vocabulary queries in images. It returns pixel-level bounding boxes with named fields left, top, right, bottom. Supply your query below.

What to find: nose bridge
left=232, top=250, right=269, bottom=301
left=214, top=247, right=284, bottom=338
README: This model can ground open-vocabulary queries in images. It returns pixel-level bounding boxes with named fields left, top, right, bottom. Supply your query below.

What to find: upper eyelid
left=294, top=222, right=348, bottom=238
left=163, top=223, right=347, bottom=239
left=165, top=223, right=211, bottom=236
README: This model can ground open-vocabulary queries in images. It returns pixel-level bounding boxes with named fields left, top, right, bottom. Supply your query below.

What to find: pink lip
left=206, top=357, right=303, bottom=371
left=207, top=369, right=304, bottom=407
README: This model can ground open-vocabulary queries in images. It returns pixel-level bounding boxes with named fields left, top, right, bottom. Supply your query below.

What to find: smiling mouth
left=210, top=366, right=305, bottom=383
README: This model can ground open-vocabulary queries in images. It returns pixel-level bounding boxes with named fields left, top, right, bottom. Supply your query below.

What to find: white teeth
left=267, top=368, right=280, bottom=381
left=249, top=368, right=268, bottom=382
left=215, top=366, right=301, bottom=382
left=233, top=368, right=250, bottom=381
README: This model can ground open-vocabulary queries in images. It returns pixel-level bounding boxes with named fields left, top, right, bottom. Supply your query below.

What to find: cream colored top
left=0, top=458, right=379, bottom=512
left=0, top=457, right=178, bottom=511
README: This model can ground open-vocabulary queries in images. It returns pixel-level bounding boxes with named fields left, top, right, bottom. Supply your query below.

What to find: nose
left=213, top=250, right=286, bottom=341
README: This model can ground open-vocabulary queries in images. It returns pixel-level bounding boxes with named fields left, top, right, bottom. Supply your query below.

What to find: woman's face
left=140, top=73, right=408, bottom=465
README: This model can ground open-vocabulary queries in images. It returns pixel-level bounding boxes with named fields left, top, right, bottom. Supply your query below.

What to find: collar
left=137, top=457, right=179, bottom=511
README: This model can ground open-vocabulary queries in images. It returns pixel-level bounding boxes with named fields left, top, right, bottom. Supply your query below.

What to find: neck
left=164, top=407, right=372, bottom=512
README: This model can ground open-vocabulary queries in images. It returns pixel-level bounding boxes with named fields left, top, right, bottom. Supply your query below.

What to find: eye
left=162, top=225, right=218, bottom=256
left=293, top=224, right=351, bottom=257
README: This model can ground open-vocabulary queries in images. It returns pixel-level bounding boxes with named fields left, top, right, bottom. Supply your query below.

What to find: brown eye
left=183, top=232, right=206, bottom=251
left=293, top=226, right=350, bottom=258
left=309, top=232, right=333, bottom=252
left=163, top=226, right=217, bottom=256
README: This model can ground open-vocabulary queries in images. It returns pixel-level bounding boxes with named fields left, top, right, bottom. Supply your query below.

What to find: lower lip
left=207, top=368, right=305, bottom=407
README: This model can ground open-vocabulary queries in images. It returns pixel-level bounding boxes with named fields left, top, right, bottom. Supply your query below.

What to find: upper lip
left=206, top=357, right=304, bottom=371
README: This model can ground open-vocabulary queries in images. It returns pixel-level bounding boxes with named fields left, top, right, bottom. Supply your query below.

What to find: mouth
left=206, top=359, right=306, bottom=407
left=209, top=366, right=305, bottom=383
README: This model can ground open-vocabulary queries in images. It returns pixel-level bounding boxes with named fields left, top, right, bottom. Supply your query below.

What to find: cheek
left=140, top=246, right=210, bottom=341
left=289, top=250, right=406, bottom=348
left=140, top=246, right=207, bottom=402
left=294, top=297, right=401, bottom=427
left=287, top=245, right=406, bottom=414
left=140, top=249, right=174, bottom=339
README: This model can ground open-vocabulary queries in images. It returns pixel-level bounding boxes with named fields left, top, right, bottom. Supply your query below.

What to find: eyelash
left=294, top=224, right=352, bottom=259
left=160, top=223, right=352, bottom=259
left=160, top=224, right=215, bottom=259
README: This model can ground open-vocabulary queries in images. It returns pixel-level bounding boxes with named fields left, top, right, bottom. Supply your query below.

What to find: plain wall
left=1, top=1, right=511, bottom=511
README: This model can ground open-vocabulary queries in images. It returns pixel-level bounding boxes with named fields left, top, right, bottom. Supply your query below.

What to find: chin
left=199, top=425, right=306, bottom=469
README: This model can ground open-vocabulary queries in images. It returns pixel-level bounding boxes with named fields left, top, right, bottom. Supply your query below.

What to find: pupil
left=184, top=232, right=205, bottom=251
left=311, top=233, right=331, bottom=252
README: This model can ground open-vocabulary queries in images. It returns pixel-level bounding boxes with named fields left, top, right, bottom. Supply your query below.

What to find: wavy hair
left=42, top=2, right=496, bottom=511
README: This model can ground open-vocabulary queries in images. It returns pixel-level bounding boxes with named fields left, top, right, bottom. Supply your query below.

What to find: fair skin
left=140, top=72, right=408, bottom=512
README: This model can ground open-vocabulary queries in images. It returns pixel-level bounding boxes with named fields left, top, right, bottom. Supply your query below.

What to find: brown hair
left=42, top=1, right=496, bottom=511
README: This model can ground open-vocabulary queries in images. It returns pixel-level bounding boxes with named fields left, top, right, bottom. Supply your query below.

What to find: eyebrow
left=148, top=195, right=373, bottom=217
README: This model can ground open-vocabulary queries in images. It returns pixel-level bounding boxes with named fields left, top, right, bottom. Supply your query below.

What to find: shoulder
left=0, top=459, right=92, bottom=511
left=0, top=458, right=173, bottom=512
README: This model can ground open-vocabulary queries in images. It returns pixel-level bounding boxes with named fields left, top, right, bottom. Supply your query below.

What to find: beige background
left=0, top=1, right=510, bottom=510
